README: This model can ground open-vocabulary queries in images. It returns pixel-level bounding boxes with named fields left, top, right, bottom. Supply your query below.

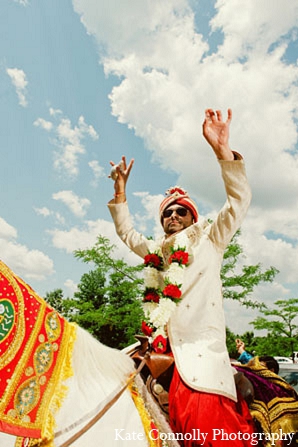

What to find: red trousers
left=169, top=367, right=256, bottom=447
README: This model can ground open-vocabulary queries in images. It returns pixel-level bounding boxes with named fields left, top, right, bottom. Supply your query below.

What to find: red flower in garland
left=162, top=284, right=182, bottom=299
left=144, top=253, right=163, bottom=269
left=144, top=290, right=160, bottom=303
left=141, top=321, right=153, bottom=337
left=152, top=334, right=167, bottom=353
left=169, top=250, right=189, bottom=265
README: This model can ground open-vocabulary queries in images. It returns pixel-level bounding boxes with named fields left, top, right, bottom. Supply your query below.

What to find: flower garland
left=141, top=232, right=190, bottom=353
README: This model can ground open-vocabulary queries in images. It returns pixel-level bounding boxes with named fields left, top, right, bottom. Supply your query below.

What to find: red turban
left=159, top=186, right=199, bottom=223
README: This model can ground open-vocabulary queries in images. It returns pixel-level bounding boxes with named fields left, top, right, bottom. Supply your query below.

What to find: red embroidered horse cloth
left=0, top=260, right=75, bottom=439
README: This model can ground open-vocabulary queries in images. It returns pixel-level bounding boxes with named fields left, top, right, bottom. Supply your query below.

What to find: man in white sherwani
left=108, top=109, right=255, bottom=446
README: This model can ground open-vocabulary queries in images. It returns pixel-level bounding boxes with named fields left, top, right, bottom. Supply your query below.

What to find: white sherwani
left=108, top=158, right=251, bottom=402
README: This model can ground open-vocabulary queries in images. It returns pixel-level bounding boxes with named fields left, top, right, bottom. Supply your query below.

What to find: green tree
left=75, top=269, right=106, bottom=308
left=226, top=329, right=257, bottom=359
left=67, top=268, right=107, bottom=339
left=221, top=230, right=279, bottom=308
left=44, top=288, right=72, bottom=318
left=246, top=334, right=292, bottom=357
left=226, top=327, right=238, bottom=358
left=44, top=230, right=280, bottom=351
left=250, top=298, right=298, bottom=355
left=67, top=235, right=144, bottom=349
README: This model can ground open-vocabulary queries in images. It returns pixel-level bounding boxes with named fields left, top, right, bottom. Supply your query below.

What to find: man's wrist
left=214, top=144, right=234, bottom=161
left=114, top=192, right=126, bottom=203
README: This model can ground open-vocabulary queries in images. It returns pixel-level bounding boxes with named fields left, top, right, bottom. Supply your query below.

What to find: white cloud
left=6, top=67, right=28, bottom=107
left=240, top=217, right=298, bottom=286
left=34, top=118, right=53, bottom=131
left=0, top=217, right=18, bottom=239
left=73, top=0, right=191, bottom=56
left=88, top=160, right=105, bottom=186
left=224, top=280, right=291, bottom=335
left=54, top=116, right=98, bottom=176
left=13, top=0, right=29, bottom=5
left=73, top=0, right=298, bottom=204
left=34, top=207, right=66, bottom=225
left=49, top=107, right=62, bottom=117
left=210, top=0, right=298, bottom=61
left=133, top=191, right=164, bottom=237
left=72, top=0, right=298, bottom=330
left=77, top=115, right=99, bottom=140
left=34, top=207, right=51, bottom=217
left=48, top=218, right=140, bottom=266
left=34, top=109, right=99, bottom=177
left=52, top=190, right=91, bottom=218
left=64, top=278, right=78, bottom=294
left=0, top=216, right=54, bottom=280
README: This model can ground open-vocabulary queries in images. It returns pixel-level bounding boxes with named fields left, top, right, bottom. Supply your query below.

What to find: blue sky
left=1, top=0, right=298, bottom=334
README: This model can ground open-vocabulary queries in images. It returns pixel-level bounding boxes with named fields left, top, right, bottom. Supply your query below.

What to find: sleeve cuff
left=232, top=151, right=243, bottom=160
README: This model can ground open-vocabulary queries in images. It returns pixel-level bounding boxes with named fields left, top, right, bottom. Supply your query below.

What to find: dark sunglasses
left=163, top=207, right=188, bottom=218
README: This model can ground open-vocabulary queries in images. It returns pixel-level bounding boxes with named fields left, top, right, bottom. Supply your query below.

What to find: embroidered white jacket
left=108, top=158, right=251, bottom=401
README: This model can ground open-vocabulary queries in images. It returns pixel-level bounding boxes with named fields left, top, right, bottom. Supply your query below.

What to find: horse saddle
left=131, top=336, right=255, bottom=418
left=131, top=336, right=174, bottom=417
left=131, top=336, right=174, bottom=383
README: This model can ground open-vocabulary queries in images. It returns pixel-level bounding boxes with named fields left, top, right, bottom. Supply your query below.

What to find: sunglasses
left=163, top=207, right=189, bottom=218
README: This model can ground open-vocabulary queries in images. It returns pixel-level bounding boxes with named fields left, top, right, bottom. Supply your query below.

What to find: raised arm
left=205, top=109, right=252, bottom=249
left=202, top=108, right=234, bottom=161
left=109, top=156, right=134, bottom=203
left=108, top=156, right=152, bottom=259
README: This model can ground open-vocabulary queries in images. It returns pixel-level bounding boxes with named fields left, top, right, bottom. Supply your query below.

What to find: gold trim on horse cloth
left=0, top=260, right=76, bottom=442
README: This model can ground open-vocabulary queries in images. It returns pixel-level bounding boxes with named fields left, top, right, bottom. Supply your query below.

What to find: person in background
left=236, top=338, right=254, bottom=364
left=235, top=338, right=279, bottom=374
left=235, top=345, right=298, bottom=446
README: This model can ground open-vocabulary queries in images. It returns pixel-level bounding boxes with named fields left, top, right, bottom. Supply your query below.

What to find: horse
left=7, top=255, right=297, bottom=447
left=0, top=260, right=176, bottom=447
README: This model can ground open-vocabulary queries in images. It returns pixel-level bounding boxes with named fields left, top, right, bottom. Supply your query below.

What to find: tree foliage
left=44, top=230, right=282, bottom=351
left=45, top=288, right=72, bottom=318
left=250, top=298, right=298, bottom=355
left=63, top=236, right=144, bottom=349
left=226, top=329, right=256, bottom=359
left=226, top=299, right=298, bottom=358
left=221, top=230, right=279, bottom=308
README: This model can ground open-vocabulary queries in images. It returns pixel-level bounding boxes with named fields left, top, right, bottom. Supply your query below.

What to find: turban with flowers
left=159, top=186, right=199, bottom=223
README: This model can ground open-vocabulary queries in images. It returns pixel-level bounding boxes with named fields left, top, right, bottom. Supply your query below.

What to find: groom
left=108, top=109, right=254, bottom=446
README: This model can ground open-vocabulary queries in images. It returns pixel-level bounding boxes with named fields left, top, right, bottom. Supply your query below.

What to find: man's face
left=162, top=204, right=194, bottom=235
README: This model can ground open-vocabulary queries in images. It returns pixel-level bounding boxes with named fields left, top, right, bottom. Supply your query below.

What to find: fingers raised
left=216, top=110, right=222, bottom=121
left=204, top=108, right=232, bottom=124
left=126, top=158, right=134, bottom=175
left=226, top=108, right=232, bottom=124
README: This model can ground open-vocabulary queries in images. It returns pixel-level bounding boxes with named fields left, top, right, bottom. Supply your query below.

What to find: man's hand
left=202, top=108, right=234, bottom=161
left=109, top=156, right=134, bottom=202
left=235, top=338, right=246, bottom=354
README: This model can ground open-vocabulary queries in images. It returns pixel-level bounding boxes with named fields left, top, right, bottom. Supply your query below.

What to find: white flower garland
left=141, top=231, right=190, bottom=353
